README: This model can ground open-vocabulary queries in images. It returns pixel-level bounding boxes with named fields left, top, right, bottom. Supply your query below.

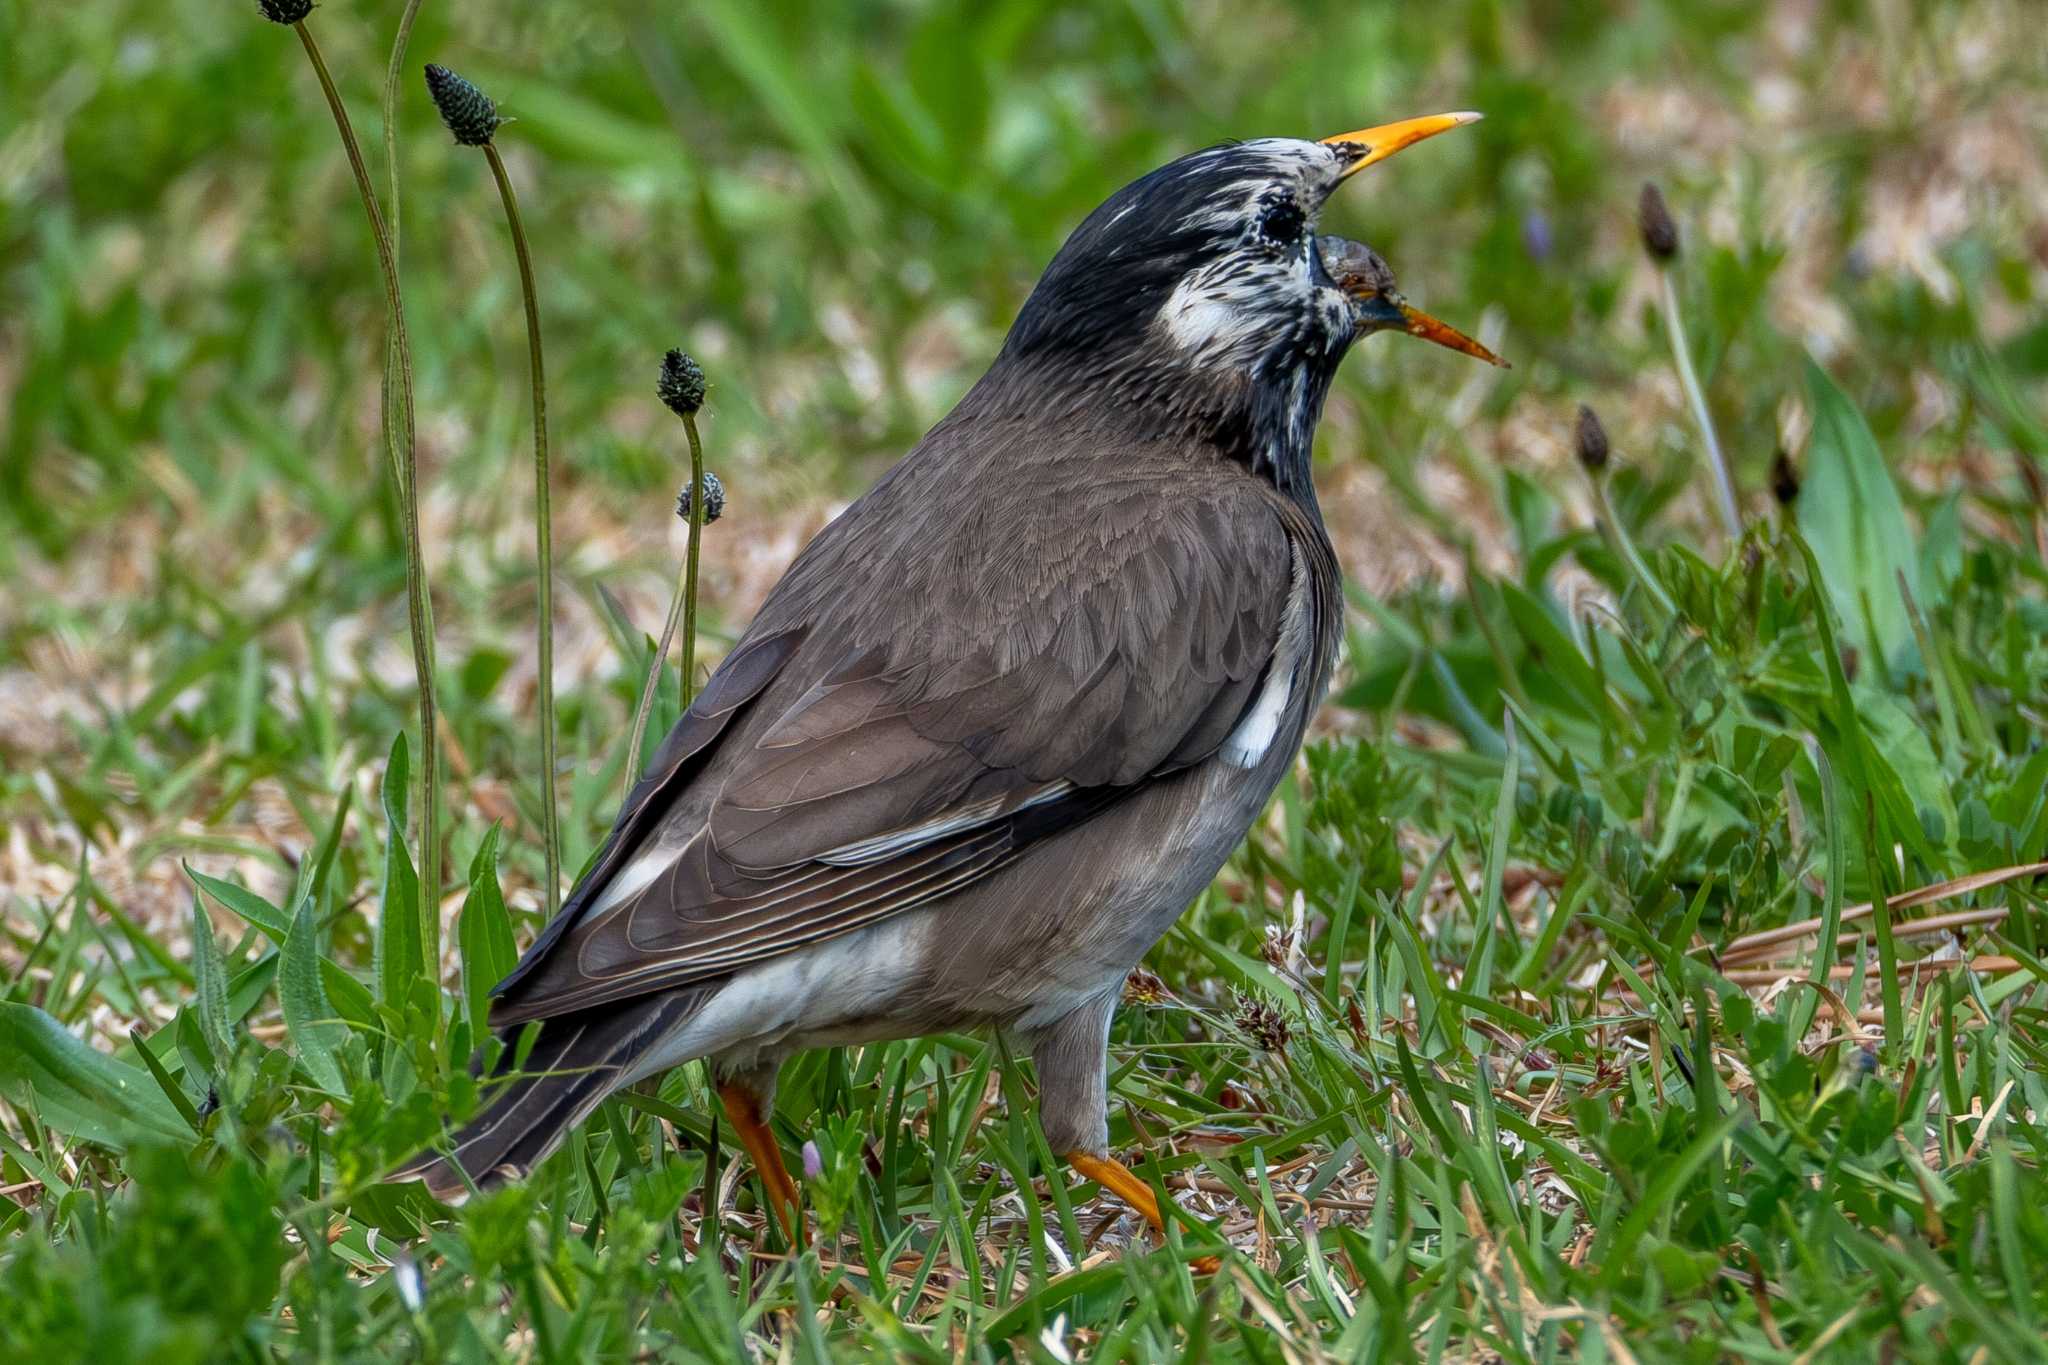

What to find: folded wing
left=491, top=478, right=1298, bottom=1026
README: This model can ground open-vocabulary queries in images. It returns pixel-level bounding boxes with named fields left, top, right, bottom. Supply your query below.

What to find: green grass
left=4, top=0, right=2048, bottom=1359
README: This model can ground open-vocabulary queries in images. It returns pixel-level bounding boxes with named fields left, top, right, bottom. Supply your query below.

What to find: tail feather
left=393, top=988, right=705, bottom=1201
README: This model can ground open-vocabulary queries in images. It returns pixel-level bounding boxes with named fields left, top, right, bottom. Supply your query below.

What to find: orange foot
left=1065, top=1149, right=1220, bottom=1273
left=718, top=1083, right=807, bottom=1246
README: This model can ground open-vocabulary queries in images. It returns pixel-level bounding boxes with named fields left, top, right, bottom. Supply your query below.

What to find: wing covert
left=491, top=473, right=1304, bottom=1026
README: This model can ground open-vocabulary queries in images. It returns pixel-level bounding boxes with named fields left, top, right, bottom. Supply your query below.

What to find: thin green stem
left=483, top=143, right=561, bottom=915
left=678, top=415, right=707, bottom=711
left=627, top=415, right=707, bottom=785
left=382, top=3, right=430, bottom=964
left=1657, top=269, right=1743, bottom=541
left=626, top=576, right=683, bottom=788
left=1591, top=473, right=1681, bottom=619
left=375, top=4, right=421, bottom=801
left=294, top=20, right=441, bottom=961
left=381, top=0, right=424, bottom=260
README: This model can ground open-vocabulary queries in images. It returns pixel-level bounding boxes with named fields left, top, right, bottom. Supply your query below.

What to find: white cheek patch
left=1155, top=213, right=1326, bottom=365
left=1158, top=273, right=1267, bottom=354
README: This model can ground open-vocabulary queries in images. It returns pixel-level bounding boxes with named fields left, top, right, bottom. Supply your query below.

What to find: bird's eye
left=1257, top=198, right=1306, bottom=249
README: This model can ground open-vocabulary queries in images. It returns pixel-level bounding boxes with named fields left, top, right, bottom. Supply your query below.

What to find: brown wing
left=490, top=627, right=802, bottom=998
left=492, top=450, right=1299, bottom=1026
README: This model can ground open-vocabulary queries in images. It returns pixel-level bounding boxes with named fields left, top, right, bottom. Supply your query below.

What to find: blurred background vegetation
left=4, top=0, right=2043, bottom=894
left=3, top=0, right=2047, bottom=1359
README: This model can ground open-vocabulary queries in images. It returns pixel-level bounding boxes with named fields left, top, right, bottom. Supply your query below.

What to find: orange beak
left=1319, top=113, right=1504, bottom=367
left=1320, top=111, right=1483, bottom=180
left=1344, top=289, right=1507, bottom=368
left=1387, top=299, right=1507, bottom=368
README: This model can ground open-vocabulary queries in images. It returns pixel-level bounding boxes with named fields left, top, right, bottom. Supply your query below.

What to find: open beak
left=1349, top=290, right=1508, bottom=368
left=1318, top=113, right=1505, bottom=367
left=1320, top=111, right=1483, bottom=180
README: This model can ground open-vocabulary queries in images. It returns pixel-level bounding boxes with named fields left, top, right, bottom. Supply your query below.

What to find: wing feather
left=490, top=451, right=1307, bottom=1027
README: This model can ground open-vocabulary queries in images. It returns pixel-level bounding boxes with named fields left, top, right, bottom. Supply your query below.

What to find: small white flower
left=1039, top=1313, right=1073, bottom=1363
left=392, top=1249, right=424, bottom=1314
left=1262, top=890, right=1307, bottom=974
left=1286, top=890, right=1305, bottom=971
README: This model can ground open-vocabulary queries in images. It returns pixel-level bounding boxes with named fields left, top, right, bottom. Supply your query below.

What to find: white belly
left=620, top=915, right=928, bottom=1082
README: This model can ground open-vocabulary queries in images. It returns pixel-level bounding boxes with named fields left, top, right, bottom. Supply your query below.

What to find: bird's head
left=1316, top=234, right=1501, bottom=364
left=988, top=114, right=1503, bottom=496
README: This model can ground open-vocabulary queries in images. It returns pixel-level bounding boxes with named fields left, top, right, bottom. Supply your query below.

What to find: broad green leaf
left=1855, top=685, right=1957, bottom=854
left=281, top=898, right=348, bottom=1094
left=1798, top=358, right=1920, bottom=671
left=190, top=892, right=233, bottom=1060
left=1844, top=696, right=1953, bottom=874
left=186, top=865, right=291, bottom=944
left=1498, top=581, right=1608, bottom=722
left=325, top=960, right=379, bottom=1029
left=377, top=732, right=424, bottom=1013
left=459, top=826, right=519, bottom=1034
left=227, top=955, right=279, bottom=1024
left=128, top=1026, right=201, bottom=1135
left=174, top=1009, right=215, bottom=1102
left=0, top=1002, right=190, bottom=1148
left=1919, top=490, right=1964, bottom=606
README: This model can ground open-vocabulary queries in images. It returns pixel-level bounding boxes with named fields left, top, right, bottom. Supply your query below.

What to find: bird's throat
left=1236, top=352, right=1341, bottom=502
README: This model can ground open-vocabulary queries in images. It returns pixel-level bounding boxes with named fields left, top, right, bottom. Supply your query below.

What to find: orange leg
left=1065, top=1150, right=1218, bottom=1272
left=718, top=1083, right=806, bottom=1245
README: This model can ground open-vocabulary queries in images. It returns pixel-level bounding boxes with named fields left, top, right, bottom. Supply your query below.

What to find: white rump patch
left=622, top=916, right=927, bottom=1083
left=1221, top=664, right=1293, bottom=768
left=1221, top=545, right=1313, bottom=769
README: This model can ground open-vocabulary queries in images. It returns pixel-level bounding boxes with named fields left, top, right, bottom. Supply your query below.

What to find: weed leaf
left=282, top=898, right=348, bottom=1094
left=376, top=732, right=425, bottom=1013
left=190, top=892, right=234, bottom=1060
left=128, top=1027, right=203, bottom=1135
left=0, top=1002, right=190, bottom=1149
left=1798, top=357, right=1921, bottom=671
left=186, top=865, right=292, bottom=944
left=459, top=826, right=518, bottom=1034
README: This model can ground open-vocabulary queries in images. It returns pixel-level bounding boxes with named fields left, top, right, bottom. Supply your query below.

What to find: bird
left=396, top=114, right=1503, bottom=1253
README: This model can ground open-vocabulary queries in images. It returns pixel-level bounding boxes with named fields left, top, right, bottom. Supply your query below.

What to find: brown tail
left=392, top=988, right=707, bottom=1202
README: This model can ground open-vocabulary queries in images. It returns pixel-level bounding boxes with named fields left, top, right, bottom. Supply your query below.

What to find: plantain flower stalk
left=627, top=351, right=716, bottom=785
left=1576, top=403, right=1680, bottom=618
left=425, top=63, right=561, bottom=913
left=262, top=0, right=442, bottom=953
left=1640, top=182, right=1743, bottom=541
